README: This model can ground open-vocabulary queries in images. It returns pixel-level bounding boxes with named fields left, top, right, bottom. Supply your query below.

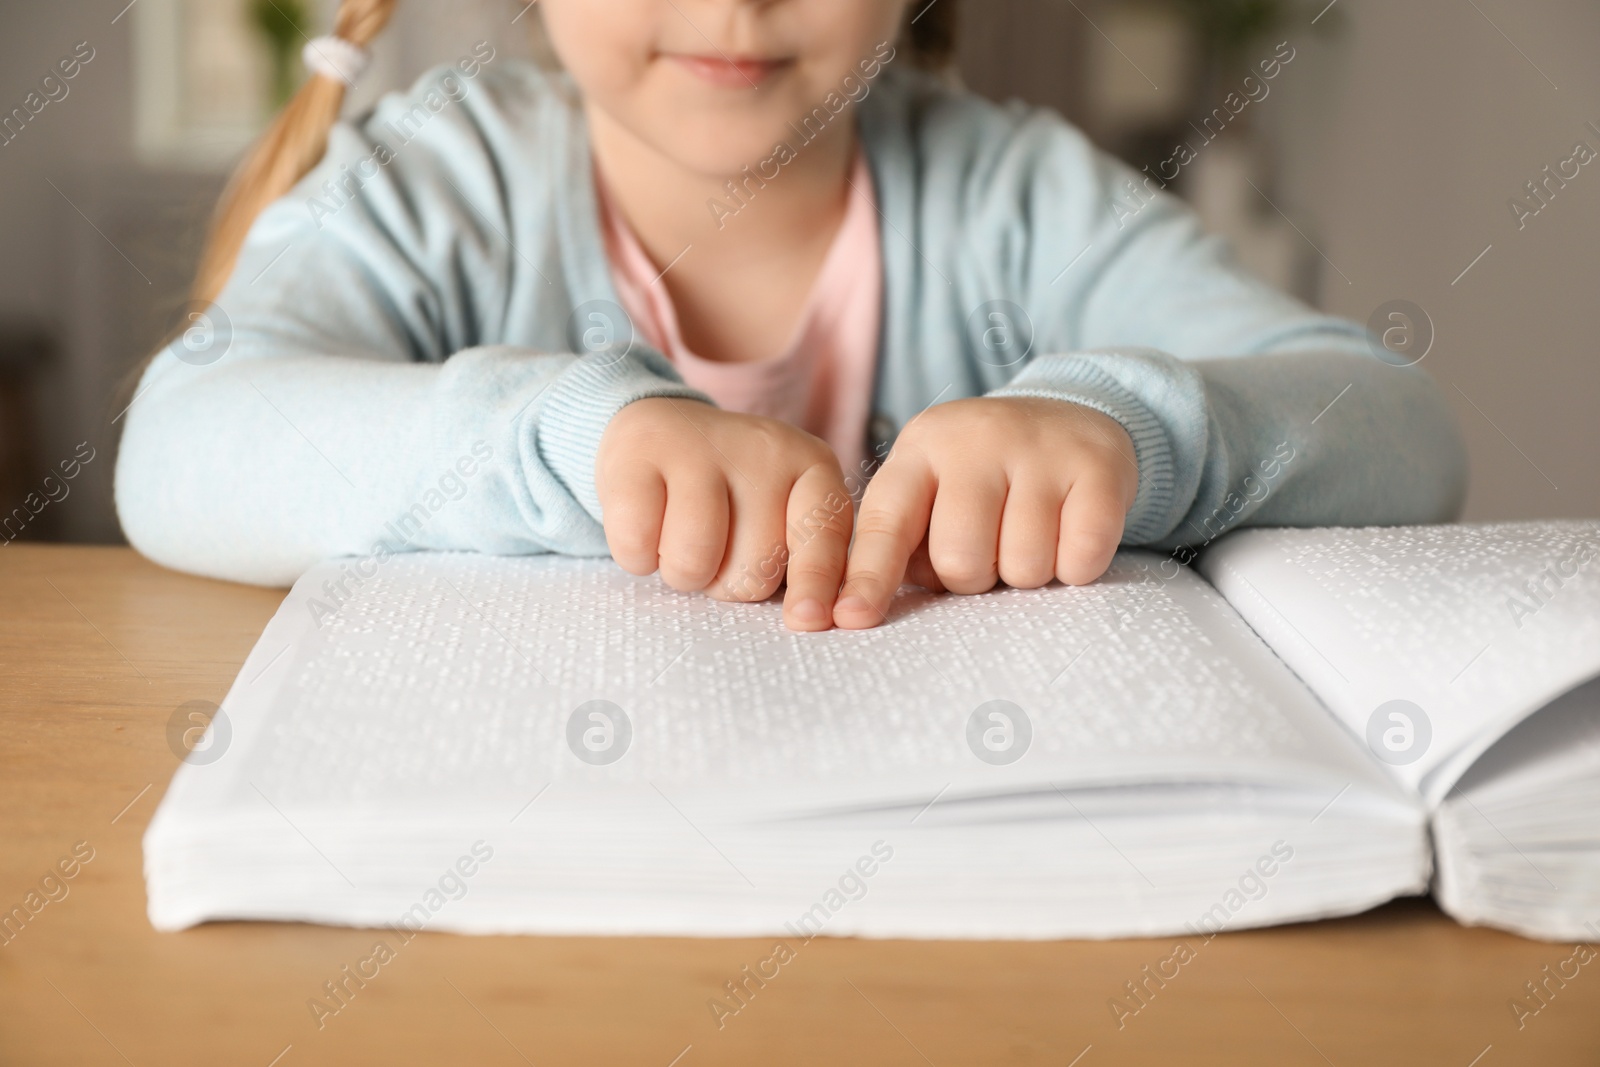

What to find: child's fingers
left=600, top=467, right=667, bottom=576
left=781, top=463, right=853, bottom=632
left=1056, top=478, right=1127, bottom=586
left=927, top=471, right=1006, bottom=594
left=903, top=534, right=945, bottom=593
left=658, top=471, right=731, bottom=592
left=708, top=480, right=789, bottom=604
left=834, top=459, right=936, bottom=629
left=998, top=476, right=1064, bottom=589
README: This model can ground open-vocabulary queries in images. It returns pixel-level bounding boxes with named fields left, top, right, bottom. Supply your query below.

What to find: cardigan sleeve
left=972, top=103, right=1468, bottom=548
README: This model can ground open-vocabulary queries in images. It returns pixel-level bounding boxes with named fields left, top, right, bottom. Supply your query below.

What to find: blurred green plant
left=250, top=0, right=311, bottom=108
left=1164, top=0, right=1340, bottom=79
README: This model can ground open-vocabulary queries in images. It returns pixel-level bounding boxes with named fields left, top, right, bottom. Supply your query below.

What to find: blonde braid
left=190, top=0, right=398, bottom=304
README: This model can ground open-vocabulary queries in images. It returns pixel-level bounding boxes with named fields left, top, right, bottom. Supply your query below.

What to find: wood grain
left=2, top=545, right=1596, bottom=1066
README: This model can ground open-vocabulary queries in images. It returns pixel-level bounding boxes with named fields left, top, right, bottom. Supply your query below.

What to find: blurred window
left=133, top=0, right=296, bottom=167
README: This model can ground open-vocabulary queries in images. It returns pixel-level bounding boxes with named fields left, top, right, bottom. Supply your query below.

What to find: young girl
left=116, top=0, right=1466, bottom=633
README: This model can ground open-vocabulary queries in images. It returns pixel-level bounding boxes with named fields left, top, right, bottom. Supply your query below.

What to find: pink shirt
left=596, top=155, right=883, bottom=478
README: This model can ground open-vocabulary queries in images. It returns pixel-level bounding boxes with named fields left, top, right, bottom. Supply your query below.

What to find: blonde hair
left=190, top=0, right=398, bottom=305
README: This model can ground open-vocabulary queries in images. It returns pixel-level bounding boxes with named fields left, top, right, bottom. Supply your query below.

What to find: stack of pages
left=145, top=521, right=1600, bottom=940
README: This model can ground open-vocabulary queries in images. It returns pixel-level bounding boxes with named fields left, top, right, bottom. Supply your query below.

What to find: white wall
left=0, top=1, right=134, bottom=323
left=0, top=1, right=137, bottom=540
left=1266, top=0, right=1600, bottom=519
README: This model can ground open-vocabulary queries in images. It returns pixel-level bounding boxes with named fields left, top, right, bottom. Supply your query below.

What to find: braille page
left=1200, top=522, right=1600, bottom=804
left=172, top=549, right=1392, bottom=825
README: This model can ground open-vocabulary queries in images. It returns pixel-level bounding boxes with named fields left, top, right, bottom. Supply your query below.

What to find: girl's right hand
left=596, top=398, right=854, bottom=632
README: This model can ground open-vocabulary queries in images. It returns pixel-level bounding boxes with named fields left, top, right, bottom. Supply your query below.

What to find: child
left=115, top=0, right=1467, bottom=632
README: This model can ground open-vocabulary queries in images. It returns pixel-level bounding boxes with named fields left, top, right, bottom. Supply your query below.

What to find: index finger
left=833, top=456, right=936, bottom=630
left=781, top=463, right=854, bottom=632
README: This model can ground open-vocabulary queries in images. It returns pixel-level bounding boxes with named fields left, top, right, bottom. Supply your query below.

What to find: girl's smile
left=664, top=52, right=795, bottom=88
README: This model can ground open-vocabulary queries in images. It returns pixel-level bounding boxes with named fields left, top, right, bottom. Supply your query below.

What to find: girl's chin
left=592, top=95, right=853, bottom=181
left=650, top=121, right=833, bottom=176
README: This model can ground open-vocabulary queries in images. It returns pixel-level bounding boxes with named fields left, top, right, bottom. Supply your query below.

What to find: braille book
left=145, top=521, right=1600, bottom=941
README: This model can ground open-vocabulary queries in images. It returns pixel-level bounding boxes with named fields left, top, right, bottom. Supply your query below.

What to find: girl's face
left=539, top=0, right=912, bottom=176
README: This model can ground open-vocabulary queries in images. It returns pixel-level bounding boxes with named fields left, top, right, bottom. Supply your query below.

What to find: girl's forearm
left=114, top=346, right=705, bottom=585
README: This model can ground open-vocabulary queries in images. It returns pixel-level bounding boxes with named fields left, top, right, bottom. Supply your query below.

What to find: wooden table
left=3, top=545, right=1597, bottom=1066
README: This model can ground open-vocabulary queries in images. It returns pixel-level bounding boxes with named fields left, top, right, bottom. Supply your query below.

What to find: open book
left=145, top=521, right=1600, bottom=941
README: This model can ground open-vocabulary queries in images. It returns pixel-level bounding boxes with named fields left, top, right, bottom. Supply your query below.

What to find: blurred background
left=0, top=0, right=1595, bottom=547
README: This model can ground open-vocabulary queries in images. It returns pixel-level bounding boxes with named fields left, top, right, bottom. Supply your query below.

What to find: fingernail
left=789, top=598, right=828, bottom=626
left=834, top=595, right=870, bottom=616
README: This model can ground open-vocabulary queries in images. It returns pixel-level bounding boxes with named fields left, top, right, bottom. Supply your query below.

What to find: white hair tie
left=302, top=36, right=371, bottom=86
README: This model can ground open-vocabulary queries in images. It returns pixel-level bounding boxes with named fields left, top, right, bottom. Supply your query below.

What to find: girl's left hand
left=833, top=397, right=1138, bottom=630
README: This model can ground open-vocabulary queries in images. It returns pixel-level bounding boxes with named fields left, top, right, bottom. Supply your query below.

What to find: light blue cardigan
left=116, top=61, right=1467, bottom=586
